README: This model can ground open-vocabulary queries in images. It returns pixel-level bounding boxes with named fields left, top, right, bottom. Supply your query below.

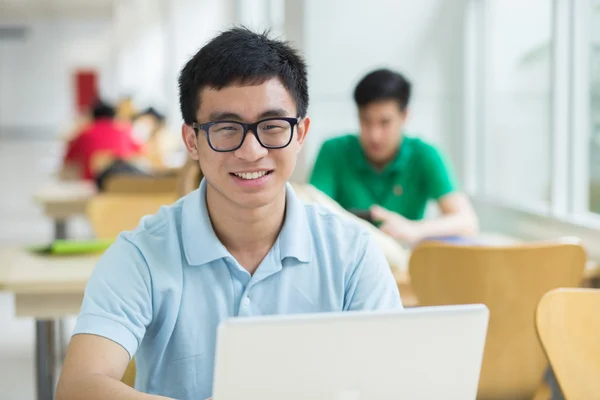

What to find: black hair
left=136, top=107, right=165, bottom=122
left=178, top=27, right=308, bottom=125
left=92, top=100, right=115, bottom=120
left=353, top=69, right=412, bottom=111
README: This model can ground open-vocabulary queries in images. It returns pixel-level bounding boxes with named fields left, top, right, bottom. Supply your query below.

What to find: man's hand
left=370, top=205, right=423, bottom=245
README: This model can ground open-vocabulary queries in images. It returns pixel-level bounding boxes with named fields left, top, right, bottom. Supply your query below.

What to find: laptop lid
left=212, top=304, right=489, bottom=400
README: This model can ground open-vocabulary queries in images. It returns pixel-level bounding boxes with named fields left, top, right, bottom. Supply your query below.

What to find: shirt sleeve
left=343, top=231, right=403, bottom=311
left=63, top=136, right=83, bottom=163
left=72, top=236, right=153, bottom=359
left=309, top=140, right=339, bottom=200
left=421, top=143, right=458, bottom=200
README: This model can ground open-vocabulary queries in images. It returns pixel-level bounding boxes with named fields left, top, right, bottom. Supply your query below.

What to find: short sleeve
left=309, top=140, right=339, bottom=200
left=72, top=236, right=153, bottom=359
left=63, top=136, right=83, bottom=163
left=421, top=143, right=458, bottom=200
left=343, top=232, right=403, bottom=311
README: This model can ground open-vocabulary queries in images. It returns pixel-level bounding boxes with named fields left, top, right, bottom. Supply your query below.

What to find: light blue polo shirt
left=73, top=179, right=402, bottom=399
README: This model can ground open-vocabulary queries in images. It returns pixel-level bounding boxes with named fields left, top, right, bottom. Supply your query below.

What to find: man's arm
left=56, top=237, right=168, bottom=400
left=56, top=335, right=173, bottom=400
left=421, top=191, right=478, bottom=236
left=344, top=231, right=403, bottom=311
left=371, top=192, right=478, bottom=245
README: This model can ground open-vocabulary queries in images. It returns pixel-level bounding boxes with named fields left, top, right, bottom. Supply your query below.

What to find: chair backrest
left=86, top=194, right=177, bottom=239
left=408, top=240, right=586, bottom=399
left=104, top=175, right=179, bottom=194
left=122, top=359, right=137, bottom=387
left=536, top=288, right=600, bottom=400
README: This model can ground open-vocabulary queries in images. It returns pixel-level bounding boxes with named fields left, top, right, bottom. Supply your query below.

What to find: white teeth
left=234, top=171, right=268, bottom=180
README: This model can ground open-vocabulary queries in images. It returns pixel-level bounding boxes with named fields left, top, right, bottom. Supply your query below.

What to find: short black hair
left=136, top=107, right=165, bottom=122
left=92, top=100, right=115, bottom=120
left=353, top=69, right=412, bottom=111
left=178, top=27, right=309, bottom=125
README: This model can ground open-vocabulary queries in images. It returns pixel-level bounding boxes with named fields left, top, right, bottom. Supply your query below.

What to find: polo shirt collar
left=355, top=134, right=414, bottom=174
left=181, top=179, right=312, bottom=266
left=277, top=182, right=313, bottom=263
left=181, top=180, right=230, bottom=266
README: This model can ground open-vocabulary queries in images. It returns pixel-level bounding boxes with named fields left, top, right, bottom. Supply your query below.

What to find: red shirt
left=64, top=119, right=142, bottom=180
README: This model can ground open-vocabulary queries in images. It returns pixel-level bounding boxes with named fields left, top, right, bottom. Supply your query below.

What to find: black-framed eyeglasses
left=192, top=117, right=300, bottom=152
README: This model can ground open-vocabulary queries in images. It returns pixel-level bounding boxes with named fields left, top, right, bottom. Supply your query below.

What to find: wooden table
left=0, top=247, right=100, bottom=400
left=33, top=180, right=97, bottom=240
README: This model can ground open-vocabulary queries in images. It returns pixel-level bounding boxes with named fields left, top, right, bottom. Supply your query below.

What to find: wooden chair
left=536, top=288, right=600, bottom=400
left=122, top=358, right=137, bottom=387
left=408, top=239, right=586, bottom=400
left=103, top=175, right=179, bottom=194
left=86, top=193, right=177, bottom=239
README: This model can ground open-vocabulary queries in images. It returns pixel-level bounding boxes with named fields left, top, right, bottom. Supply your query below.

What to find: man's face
left=358, top=100, right=407, bottom=166
left=182, top=78, right=310, bottom=210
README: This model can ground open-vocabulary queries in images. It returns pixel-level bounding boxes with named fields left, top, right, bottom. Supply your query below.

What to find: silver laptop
left=212, top=304, right=489, bottom=400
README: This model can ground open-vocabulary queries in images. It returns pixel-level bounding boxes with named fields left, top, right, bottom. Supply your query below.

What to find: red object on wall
left=74, top=70, right=98, bottom=114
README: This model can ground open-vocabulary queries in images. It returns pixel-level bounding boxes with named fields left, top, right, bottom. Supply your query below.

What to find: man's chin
left=232, top=186, right=285, bottom=210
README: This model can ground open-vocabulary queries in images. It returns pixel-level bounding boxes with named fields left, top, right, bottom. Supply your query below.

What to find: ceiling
left=0, top=0, right=115, bottom=20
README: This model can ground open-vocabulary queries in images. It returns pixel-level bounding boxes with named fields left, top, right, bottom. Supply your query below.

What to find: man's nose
left=233, top=131, right=268, bottom=161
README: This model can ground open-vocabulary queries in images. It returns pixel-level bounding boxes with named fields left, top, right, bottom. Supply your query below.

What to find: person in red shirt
left=63, top=101, right=143, bottom=180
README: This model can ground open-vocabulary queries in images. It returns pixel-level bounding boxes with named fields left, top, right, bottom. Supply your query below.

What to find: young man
left=310, top=69, right=478, bottom=245
left=56, top=28, right=402, bottom=400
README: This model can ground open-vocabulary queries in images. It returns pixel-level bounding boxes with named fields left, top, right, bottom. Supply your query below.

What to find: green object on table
left=27, top=239, right=114, bottom=255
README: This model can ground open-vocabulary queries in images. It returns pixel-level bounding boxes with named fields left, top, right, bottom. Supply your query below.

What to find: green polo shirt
left=309, top=134, right=458, bottom=220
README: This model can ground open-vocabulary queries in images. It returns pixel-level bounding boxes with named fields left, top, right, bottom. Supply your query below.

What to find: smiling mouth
left=231, top=171, right=273, bottom=180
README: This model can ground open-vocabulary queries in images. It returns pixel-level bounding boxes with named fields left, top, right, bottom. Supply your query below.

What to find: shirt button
left=242, top=297, right=251, bottom=307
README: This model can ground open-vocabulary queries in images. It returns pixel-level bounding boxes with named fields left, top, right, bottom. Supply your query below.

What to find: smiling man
left=56, top=28, right=402, bottom=400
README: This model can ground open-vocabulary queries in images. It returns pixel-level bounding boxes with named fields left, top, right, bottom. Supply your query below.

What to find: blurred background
left=1, top=0, right=599, bottom=398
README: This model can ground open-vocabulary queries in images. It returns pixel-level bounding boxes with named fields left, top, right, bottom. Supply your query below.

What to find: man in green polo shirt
left=310, top=68, right=478, bottom=245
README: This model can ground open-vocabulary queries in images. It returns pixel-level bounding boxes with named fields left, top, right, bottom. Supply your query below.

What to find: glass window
left=588, top=1, right=600, bottom=213
left=481, top=0, right=553, bottom=209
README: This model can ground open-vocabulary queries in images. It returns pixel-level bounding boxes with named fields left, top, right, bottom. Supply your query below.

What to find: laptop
left=212, top=304, right=489, bottom=400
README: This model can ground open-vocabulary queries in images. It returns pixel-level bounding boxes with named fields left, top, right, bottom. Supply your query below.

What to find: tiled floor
left=0, top=138, right=91, bottom=400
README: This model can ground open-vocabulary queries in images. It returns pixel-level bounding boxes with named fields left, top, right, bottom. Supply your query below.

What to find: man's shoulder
left=404, top=135, right=443, bottom=156
left=302, top=201, right=369, bottom=246
left=119, top=195, right=186, bottom=255
left=320, top=134, right=360, bottom=152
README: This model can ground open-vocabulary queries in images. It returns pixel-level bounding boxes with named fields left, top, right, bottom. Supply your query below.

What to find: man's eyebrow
left=257, top=109, right=290, bottom=119
left=208, top=111, right=243, bottom=121
left=207, top=109, right=292, bottom=122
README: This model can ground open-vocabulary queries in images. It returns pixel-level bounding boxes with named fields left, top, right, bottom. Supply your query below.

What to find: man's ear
left=400, top=108, right=410, bottom=123
left=295, top=116, right=311, bottom=149
left=182, top=124, right=199, bottom=160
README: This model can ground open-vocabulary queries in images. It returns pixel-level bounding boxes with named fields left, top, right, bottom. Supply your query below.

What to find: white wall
left=109, top=0, right=169, bottom=108
left=0, top=17, right=112, bottom=136
left=290, top=0, right=470, bottom=182
left=165, top=0, right=236, bottom=133
left=111, top=0, right=236, bottom=131
left=0, top=0, right=236, bottom=138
